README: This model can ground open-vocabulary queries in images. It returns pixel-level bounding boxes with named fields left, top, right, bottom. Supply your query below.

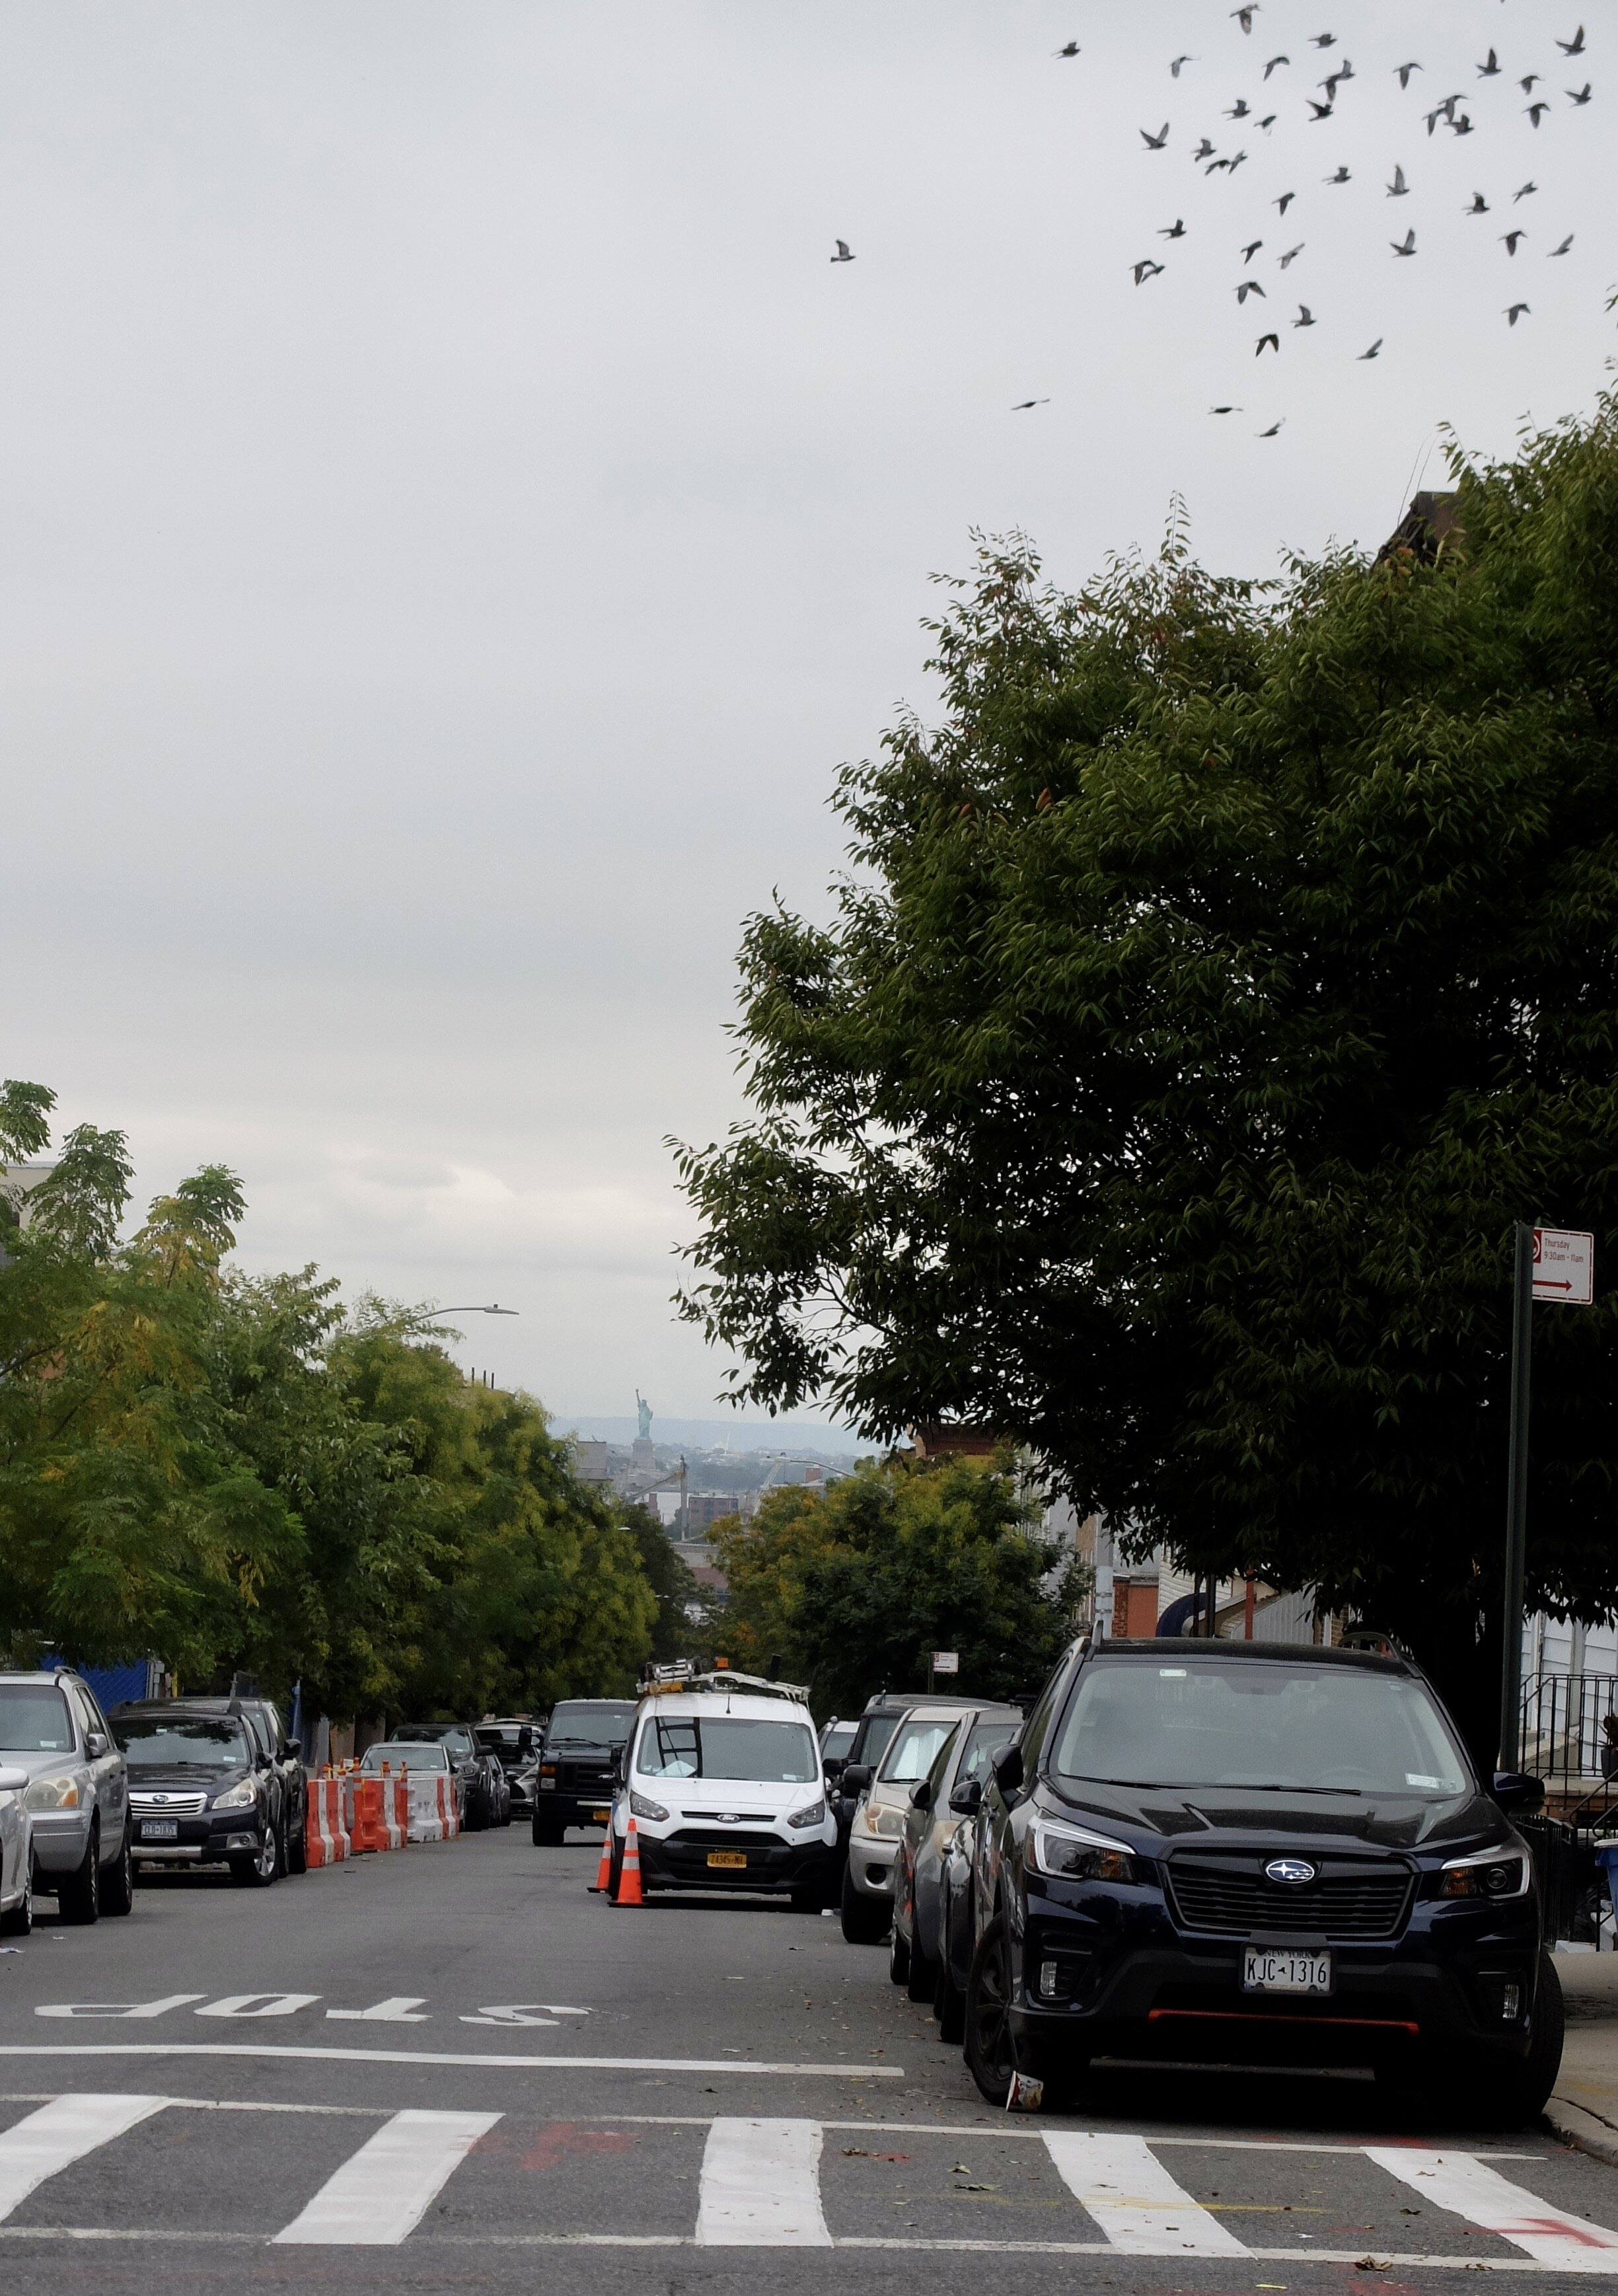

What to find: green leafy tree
left=677, top=399, right=1618, bottom=1757
left=712, top=1454, right=1083, bottom=1716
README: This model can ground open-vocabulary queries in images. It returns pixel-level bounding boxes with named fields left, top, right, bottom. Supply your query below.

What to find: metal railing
left=1520, top=1671, right=1618, bottom=1786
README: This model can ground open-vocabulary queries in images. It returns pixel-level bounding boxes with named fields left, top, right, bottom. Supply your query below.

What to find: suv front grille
left=1166, top=1857, right=1412, bottom=1939
left=129, top=1791, right=208, bottom=1817
left=557, top=1762, right=616, bottom=1791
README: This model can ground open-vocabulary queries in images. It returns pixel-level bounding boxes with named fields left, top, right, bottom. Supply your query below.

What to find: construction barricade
left=304, top=1777, right=351, bottom=1869
left=437, top=1773, right=460, bottom=1838
left=404, top=1771, right=445, bottom=1843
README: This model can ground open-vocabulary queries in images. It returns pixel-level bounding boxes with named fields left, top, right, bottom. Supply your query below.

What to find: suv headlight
left=23, top=1775, right=81, bottom=1811
left=212, top=1777, right=259, bottom=1810
left=1029, top=1814, right=1143, bottom=1884
left=862, top=1801, right=904, bottom=1839
left=1440, top=1845, right=1531, bottom=1900
left=630, top=1790, right=669, bottom=1823
left=788, top=1798, right=827, bottom=1830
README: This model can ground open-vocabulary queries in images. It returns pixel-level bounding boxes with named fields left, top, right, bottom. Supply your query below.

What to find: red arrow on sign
left=1535, top=1280, right=1575, bottom=1292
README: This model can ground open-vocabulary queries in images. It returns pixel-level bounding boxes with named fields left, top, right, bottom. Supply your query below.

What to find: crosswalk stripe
left=271, top=2108, right=501, bottom=2244
left=696, top=2118, right=832, bottom=2246
left=1042, top=2130, right=1251, bottom=2256
left=0, top=2094, right=170, bottom=2221
left=1365, top=2149, right=1618, bottom=2272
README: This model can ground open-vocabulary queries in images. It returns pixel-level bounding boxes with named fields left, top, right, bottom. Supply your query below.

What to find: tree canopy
left=677, top=398, right=1618, bottom=1746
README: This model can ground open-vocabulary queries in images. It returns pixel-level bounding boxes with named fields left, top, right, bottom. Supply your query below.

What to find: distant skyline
left=6, top=2, right=1612, bottom=1419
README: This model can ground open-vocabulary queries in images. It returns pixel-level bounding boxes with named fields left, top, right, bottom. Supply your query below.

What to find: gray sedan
left=888, top=1703, right=1020, bottom=2009
left=0, top=1671, right=133, bottom=1923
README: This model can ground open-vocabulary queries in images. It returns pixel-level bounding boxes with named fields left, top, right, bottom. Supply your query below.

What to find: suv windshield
left=636, top=1715, right=818, bottom=1784
left=879, top=1715, right=961, bottom=1785
left=0, top=1685, right=74, bottom=1754
left=117, top=1717, right=252, bottom=1769
left=1049, top=1660, right=1470, bottom=1796
left=548, top=1703, right=634, bottom=1746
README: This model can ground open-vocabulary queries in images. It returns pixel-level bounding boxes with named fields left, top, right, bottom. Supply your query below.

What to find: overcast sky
left=5, top=1, right=1611, bottom=1429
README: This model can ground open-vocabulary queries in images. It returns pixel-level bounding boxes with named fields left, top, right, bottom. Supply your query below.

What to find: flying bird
left=1467, top=192, right=1490, bottom=213
left=1241, top=237, right=1265, bottom=260
left=1358, top=338, right=1383, bottom=359
left=1526, top=101, right=1549, bottom=126
left=1557, top=26, right=1585, bottom=56
left=1426, top=94, right=1461, bottom=133
left=1193, top=136, right=1216, bottom=160
left=1387, top=163, right=1410, bottom=196
left=1226, top=150, right=1250, bottom=172
left=1054, top=40, right=1080, bottom=57
left=1206, top=156, right=1232, bottom=173
left=1278, top=242, right=1304, bottom=266
left=1395, top=61, right=1422, bottom=89
left=1209, top=405, right=1243, bottom=414
left=830, top=239, right=855, bottom=262
left=1505, top=303, right=1530, bottom=324
left=1568, top=84, right=1593, bottom=105
left=1258, top=114, right=1278, bottom=130
left=1011, top=398, right=1050, bottom=409
left=1264, top=55, right=1289, bottom=79
left=1276, top=190, right=1297, bottom=214
left=1159, top=217, right=1187, bottom=238
left=1228, top=97, right=1252, bottom=118
left=1521, top=75, right=1541, bottom=93
left=1477, top=50, right=1501, bottom=77
left=1514, top=182, right=1537, bottom=201
left=1133, top=258, right=1166, bottom=283
left=1169, top=55, right=1195, bottom=77
left=1501, top=229, right=1526, bottom=254
left=1257, top=419, right=1285, bottom=436
left=1311, top=32, right=1337, bottom=48
left=1308, top=98, right=1335, bottom=120
left=1141, top=122, right=1171, bottom=149
left=1232, top=5, right=1258, bottom=31
left=1236, top=279, right=1267, bottom=302
left=1293, top=305, right=1316, bottom=326
left=1391, top=229, right=1416, bottom=256
left=1255, top=332, right=1280, bottom=355
left=1450, top=114, right=1475, bottom=136
left=1325, top=165, right=1351, bottom=184
left=1549, top=234, right=1574, bottom=255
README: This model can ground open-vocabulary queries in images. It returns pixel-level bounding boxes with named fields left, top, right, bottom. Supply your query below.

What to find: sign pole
left=1498, top=1222, right=1535, bottom=1772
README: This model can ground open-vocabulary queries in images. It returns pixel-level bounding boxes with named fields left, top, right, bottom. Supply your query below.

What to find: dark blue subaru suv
left=961, top=1636, right=1562, bottom=2124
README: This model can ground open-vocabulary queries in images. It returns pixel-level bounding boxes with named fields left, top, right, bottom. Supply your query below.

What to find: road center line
left=0, top=2044, right=902, bottom=2077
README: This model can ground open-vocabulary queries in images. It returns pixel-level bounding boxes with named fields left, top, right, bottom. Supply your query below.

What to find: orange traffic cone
left=614, top=1814, right=644, bottom=1907
left=589, top=1816, right=613, bottom=1895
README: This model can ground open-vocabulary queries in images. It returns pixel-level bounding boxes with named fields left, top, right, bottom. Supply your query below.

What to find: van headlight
left=212, top=1777, right=258, bottom=1809
left=1029, top=1814, right=1143, bottom=1884
left=1440, top=1845, right=1531, bottom=1900
left=788, top=1798, right=826, bottom=1830
left=24, top=1775, right=80, bottom=1811
left=630, top=1791, right=669, bottom=1823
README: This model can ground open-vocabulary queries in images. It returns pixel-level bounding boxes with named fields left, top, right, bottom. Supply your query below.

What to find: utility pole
left=1497, top=1223, right=1535, bottom=1772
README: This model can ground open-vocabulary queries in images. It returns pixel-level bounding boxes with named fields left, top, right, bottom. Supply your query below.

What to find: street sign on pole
left=931, top=1651, right=959, bottom=1674
left=1532, top=1226, right=1594, bottom=1305
left=1498, top=1222, right=1596, bottom=1771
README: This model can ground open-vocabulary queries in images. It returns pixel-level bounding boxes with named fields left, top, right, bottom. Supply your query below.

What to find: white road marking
left=696, top=2118, right=832, bottom=2246
left=1043, top=2130, right=1251, bottom=2256
left=0, top=2044, right=902, bottom=2075
left=0, top=2094, right=169, bottom=2221
left=272, top=2108, right=500, bottom=2244
left=34, top=1997, right=205, bottom=2020
left=1366, top=2148, right=1618, bottom=2272
left=326, top=1999, right=429, bottom=2022
left=194, top=1994, right=321, bottom=2019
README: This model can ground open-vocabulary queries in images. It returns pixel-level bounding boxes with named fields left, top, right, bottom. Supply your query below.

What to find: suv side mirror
left=948, top=1776, right=983, bottom=1817
left=1491, top=1770, right=1545, bottom=1812
left=822, top=1756, right=846, bottom=1783
left=840, top=1764, right=873, bottom=1796
left=0, top=1765, right=28, bottom=1794
left=909, top=1779, right=934, bottom=1812
left=85, top=1732, right=109, bottom=1759
left=991, top=1744, right=1025, bottom=1796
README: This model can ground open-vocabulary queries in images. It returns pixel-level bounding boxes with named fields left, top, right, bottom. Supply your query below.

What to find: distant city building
left=571, top=1440, right=609, bottom=1485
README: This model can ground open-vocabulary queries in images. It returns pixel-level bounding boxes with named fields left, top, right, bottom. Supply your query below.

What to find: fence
left=1520, top=1671, right=1618, bottom=1787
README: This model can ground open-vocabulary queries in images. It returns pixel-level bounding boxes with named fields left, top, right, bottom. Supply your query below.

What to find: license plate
left=590, top=1808, right=610, bottom=1822
left=708, top=1850, right=747, bottom=1870
left=1243, top=1946, right=1331, bottom=1994
left=140, top=1819, right=178, bottom=1842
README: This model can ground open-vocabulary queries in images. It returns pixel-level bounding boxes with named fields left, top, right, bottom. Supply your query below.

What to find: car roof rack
left=636, top=1662, right=810, bottom=1703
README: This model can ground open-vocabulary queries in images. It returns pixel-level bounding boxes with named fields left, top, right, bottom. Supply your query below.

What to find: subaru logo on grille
left=1265, top=1857, right=1317, bottom=1885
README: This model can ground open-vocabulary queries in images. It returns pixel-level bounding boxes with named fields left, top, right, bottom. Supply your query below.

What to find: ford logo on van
left=1265, top=1858, right=1317, bottom=1886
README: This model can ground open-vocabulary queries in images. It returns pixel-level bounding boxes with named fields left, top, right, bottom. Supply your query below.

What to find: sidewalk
left=1546, top=1948, right=1618, bottom=2165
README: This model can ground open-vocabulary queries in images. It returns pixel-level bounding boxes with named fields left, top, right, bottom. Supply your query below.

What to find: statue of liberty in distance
left=636, top=1390, right=653, bottom=1442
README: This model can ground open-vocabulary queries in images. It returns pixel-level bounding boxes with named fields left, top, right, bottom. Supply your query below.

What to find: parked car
left=828, top=1690, right=981, bottom=1874
left=476, top=1719, right=540, bottom=1818
left=608, top=1672, right=835, bottom=1908
left=819, top=1718, right=857, bottom=1777
left=890, top=1703, right=1021, bottom=2005
left=840, top=1701, right=982, bottom=1944
left=112, top=1700, right=289, bottom=1887
left=533, top=1699, right=636, bottom=1844
left=184, top=1697, right=308, bottom=1875
left=0, top=1670, right=133, bottom=1923
left=357, top=1737, right=457, bottom=1815
left=959, top=1635, right=1564, bottom=2124
left=390, top=1722, right=505, bottom=1828
left=0, top=1758, right=31, bottom=1935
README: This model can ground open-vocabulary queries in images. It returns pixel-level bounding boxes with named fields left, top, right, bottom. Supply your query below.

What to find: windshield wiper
left=1066, top=1775, right=1364, bottom=1795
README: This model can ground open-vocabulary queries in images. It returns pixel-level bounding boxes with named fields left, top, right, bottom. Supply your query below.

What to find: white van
left=610, top=1671, right=836, bottom=1909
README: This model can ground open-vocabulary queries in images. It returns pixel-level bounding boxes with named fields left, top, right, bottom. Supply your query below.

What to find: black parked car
left=532, top=1699, right=635, bottom=1844
left=392, top=1723, right=507, bottom=1828
left=112, top=1701, right=291, bottom=1886
left=959, top=1636, right=1564, bottom=2125
left=476, top=1720, right=540, bottom=1818
left=185, top=1697, right=308, bottom=1874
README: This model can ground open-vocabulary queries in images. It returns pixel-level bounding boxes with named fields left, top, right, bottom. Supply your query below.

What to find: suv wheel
left=230, top=1822, right=280, bottom=1888
left=465, top=1785, right=488, bottom=1833
left=840, top=1862, right=890, bottom=1945
left=57, top=1826, right=101, bottom=1925
left=963, top=1915, right=1018, bottom=2103
left=102, top=1826, right=135, bottom=1917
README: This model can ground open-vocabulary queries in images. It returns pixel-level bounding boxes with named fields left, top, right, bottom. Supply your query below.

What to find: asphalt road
left=1, top=1828, right=1615, bottom=2294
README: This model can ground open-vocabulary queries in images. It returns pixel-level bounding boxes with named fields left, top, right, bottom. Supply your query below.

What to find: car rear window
left=1048, top=1660, right=1469, bottom=1796
left=636, top=1715, right=819, bottom=1784
left=361, top=1742, right=448, bottom=1771
left=0, top=1685, right=74, bottom=1754
left=879, top=1715, right=961, bottom=1784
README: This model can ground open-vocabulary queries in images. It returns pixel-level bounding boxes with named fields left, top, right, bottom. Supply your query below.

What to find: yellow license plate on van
left=590, top=1808, right=610, bottom=1822
left=708, top=1850, right=747, bottom=1869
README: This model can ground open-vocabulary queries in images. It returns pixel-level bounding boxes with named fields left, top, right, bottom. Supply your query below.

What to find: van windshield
left=636, top=1715, right=819, bottom=1784
left=549, top=1703, right=635, bottom=1747
left=1048, top=1660, right=1470, bottom=1796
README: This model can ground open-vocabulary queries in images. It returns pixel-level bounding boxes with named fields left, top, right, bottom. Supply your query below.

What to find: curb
left=1545, top=2092, right=1618, bottom=2169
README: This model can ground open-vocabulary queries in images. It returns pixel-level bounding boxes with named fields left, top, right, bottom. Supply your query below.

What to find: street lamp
left=395, top=1304, right=519, bottom=1333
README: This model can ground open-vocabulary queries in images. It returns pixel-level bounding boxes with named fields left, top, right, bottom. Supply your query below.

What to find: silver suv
left=0, top=1672, right=133, bottom=1923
